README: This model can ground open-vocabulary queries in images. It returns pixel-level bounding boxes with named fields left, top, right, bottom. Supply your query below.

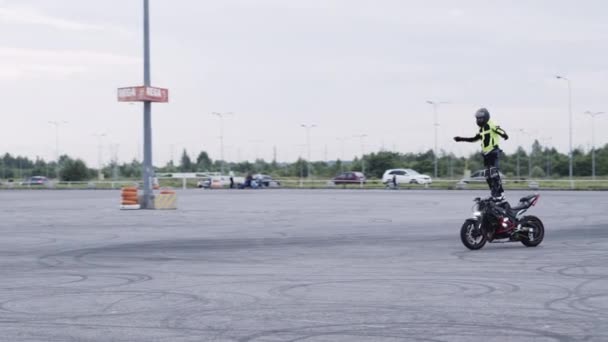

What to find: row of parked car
left=197, top=174, right=281, bottom=189
left=10, top=169, right=495, bottom=189
left=331, top=169, right=433, bottom=185
left=195, top=169, right=434, bottom=188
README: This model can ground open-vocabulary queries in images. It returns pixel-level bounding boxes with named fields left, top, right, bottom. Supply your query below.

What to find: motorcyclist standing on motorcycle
left=454, top=108, right=509, bottom=203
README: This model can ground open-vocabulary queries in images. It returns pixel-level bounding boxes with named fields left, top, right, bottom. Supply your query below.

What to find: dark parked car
left=20, top=176, right=49, bottom=186
left=332, top=172, right=366, bottom=185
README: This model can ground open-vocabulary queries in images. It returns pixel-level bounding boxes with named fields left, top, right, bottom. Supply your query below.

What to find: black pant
left=483, top=149, right=504, bottom=198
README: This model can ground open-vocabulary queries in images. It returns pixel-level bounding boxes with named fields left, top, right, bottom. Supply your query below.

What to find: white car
left=382, top=169, right=432, bottom=185
left=197, top=175, right=245, bottom=188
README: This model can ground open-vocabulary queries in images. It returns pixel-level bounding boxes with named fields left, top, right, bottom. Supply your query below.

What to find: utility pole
left=584, top=111, right=605, bottom=180
left=301, top=124, right=316, bottom=180
left=109, top=143, right=120, bottom=180
left=426, top=100, right=449, bottom=178
left=48, top=120, right=67, bottom=178
left=93, top=133, right=107, bottom=180
left=541, top=137, right=552, bottom=178
left=353, top=134, right=368, bottom=176
left=142, top=0, right=154, bottom=208
left=555, top=75, right=574, bottom=188
left=515, top=128, right=527, bottom=179
left=212, top=112, right=233, bottom=174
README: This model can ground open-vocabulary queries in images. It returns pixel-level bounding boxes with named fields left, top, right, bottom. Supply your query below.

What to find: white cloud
left=0, top=47, right=140, bottom=65
left=0, top=47, right=140, bottom=80
left=0, top=4, right=134, bottom=36
left=0, top=6, right=103, bottom=30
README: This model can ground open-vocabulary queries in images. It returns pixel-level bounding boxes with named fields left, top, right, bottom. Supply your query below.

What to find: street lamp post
left=517, top=128, right=541, bottom=178
left=48, top=121, right=68, bottom=162
left=541, top=137, right=553, bottom=178
left=426, top=100, right=449, bottom=179
left=514, top=128, right=528, bottom=179
left=109, top=143, right=120, bottom=180
left=301, top=124, right=316, bottom=180
left=93, top=133, right=107, bottom=180
left=141, top=0, right=154, bottom=209
left=353, top=134, right=367, bottom=176
left=212, top=112, right=233, bottom=174
left=48, top=120, right=67, bottom=178
left=555, top=75, right=574, bottom=189
left=584, top=111, right=605, bottom=180
left=293, top=144, right=307, bottom=187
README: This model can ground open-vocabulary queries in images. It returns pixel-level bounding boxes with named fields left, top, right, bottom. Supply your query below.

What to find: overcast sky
left=1, top=0, right=607, bottom=166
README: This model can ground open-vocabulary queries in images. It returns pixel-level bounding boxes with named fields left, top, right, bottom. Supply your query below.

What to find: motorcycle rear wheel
left=520, top=215, right=544, bottom=247
left=460, top=219, right=487, bottom=250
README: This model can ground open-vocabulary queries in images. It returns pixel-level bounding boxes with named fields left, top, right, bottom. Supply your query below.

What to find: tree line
left=2, top=140, right=607, bottom=181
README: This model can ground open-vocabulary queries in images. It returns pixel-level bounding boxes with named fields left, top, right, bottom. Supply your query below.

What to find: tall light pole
left=48, top=120, right=67, bottom=179
left=584, top=111, right=605, bottom=180
left=293, top=143, right=307, bottom=187
left=212, top=112, right=233, bottom=174
left=93, top=133, right=107, bottom=180
left=142, top=0, right=154, bottom=208
left=541, top=136, right=553, bottom=178
left=514, top=128, right=527, bottom=179
left=301, top=124, right=316, bottom=179
left=353, top=134, right=368, bottom=175
left=520, top=128, right=539, bottom=178
left=555, top=75, right=574, bottom=188
left=117, top=0, right=167, bottom=208
left=109, top=143, right=120, bottom=180
left=48, top=121, right=68, bottom=162
left=426, top=100, right=449, bottom=178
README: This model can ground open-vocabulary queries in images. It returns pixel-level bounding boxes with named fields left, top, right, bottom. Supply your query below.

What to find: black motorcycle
left=460, top=194, right=545, bottom=250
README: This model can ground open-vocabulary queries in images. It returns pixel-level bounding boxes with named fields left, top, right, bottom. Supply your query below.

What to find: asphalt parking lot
left=0, top=189, right=606, bottom=341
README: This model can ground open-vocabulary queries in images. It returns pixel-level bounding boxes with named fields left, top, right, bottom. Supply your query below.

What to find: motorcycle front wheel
left=460, top=219, right=487, bottom=250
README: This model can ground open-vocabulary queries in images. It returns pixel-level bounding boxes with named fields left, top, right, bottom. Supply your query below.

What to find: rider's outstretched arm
left=494, top=126, right=509, bottom=140
left=454, top=134, right=481, bottom=142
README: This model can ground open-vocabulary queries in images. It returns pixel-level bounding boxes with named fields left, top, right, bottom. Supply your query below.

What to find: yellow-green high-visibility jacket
left=477, top=120, right=507, bottom=154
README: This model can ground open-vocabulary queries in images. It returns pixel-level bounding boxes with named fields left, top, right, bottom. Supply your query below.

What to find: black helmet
left=475, top=108, right=490, bottom=127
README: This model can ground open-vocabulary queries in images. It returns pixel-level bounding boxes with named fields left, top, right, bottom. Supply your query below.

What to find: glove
left=453, top=136, right=463, bottom=142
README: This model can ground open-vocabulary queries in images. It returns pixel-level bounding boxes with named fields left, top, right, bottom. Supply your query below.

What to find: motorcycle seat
left=519, top=194, right=537, bottom=203
left=510, top=195, right=538, bottom=212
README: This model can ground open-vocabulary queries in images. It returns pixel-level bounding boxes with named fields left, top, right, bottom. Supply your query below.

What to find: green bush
left=531, top=166, right=546, bottom=178
left=60, top=159, right=89, bottom=181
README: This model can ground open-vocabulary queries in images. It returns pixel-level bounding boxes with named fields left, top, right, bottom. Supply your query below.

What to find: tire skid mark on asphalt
left=537, top=262, right=608, bottom=329
left=266, top=277, right=520, bottom=303
left=0, top=289, right=209, bottom=323
left=236, top=321, right=574, bottom=342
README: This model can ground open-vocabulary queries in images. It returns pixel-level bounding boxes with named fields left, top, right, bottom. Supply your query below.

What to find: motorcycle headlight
left=471, top=203, right=481, bottom=218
